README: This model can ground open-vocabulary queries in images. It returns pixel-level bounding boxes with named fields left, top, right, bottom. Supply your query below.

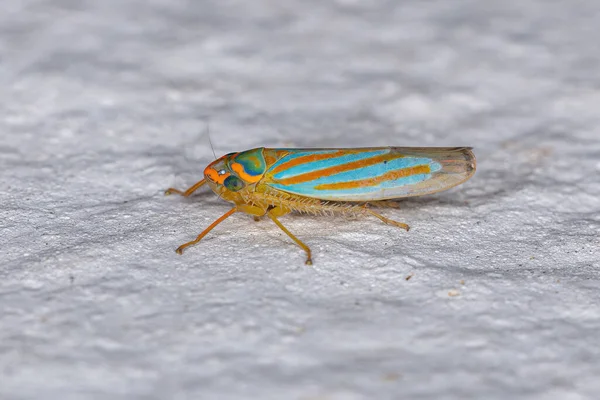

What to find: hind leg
left=364, top=207, right=410, bottom=231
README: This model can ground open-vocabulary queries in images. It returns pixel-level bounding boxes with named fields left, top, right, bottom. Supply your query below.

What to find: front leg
left=165, top=179, right=207, bottom=197
left=175, top=204, right=268, bottom=254
left=175, top=207, right=237, bottom=254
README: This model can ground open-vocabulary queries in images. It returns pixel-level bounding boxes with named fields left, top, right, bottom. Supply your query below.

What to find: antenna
left=206, top=120, right=217, bottom=160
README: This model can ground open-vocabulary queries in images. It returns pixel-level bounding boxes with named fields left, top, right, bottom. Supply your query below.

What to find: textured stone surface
left=1, top=1, right=599, bottom=399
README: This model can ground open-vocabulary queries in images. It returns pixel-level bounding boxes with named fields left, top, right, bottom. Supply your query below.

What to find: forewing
left=261, top=147, right=475, bottom=201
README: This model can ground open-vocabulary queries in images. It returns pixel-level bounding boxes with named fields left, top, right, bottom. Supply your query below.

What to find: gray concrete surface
left=1, top=1, right=599, bottom=399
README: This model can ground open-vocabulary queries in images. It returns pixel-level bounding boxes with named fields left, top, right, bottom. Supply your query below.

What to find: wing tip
left=458, top=147, right=477, bottom=176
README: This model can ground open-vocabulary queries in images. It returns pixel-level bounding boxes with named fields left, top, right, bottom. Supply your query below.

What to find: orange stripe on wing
left=270, top=151, right=349, bottom=176
left=314, top=164, right=431, bottom=190
left=277, top=154, right=404, bottom=185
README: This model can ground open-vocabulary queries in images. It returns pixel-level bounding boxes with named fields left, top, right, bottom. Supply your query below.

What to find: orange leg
left=266, top=210, right=313, bottom=265
left=175, top=207, right=237, bottom=254
left=368, top=200, right=400, bottom=209
left=165, top=179, right=207, bottom=197
left=364, top=208, right=410, bottom=231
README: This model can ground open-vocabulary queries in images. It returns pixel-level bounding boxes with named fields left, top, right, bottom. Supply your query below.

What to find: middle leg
left=266, top=207, right=313, bottom=265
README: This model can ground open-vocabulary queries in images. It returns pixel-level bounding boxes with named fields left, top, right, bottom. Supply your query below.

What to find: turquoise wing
left=261, top=147, right=476, bottom=201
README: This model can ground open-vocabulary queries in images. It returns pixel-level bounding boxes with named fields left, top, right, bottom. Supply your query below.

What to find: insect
left=166, top=147, right=476, bottom=264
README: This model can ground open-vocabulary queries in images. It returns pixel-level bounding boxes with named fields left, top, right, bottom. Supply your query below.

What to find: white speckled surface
left=1, top=1, right=599, bottom=399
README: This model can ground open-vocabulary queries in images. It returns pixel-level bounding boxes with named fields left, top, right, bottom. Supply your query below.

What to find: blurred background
left=1, top=1, right=599, bottom=399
